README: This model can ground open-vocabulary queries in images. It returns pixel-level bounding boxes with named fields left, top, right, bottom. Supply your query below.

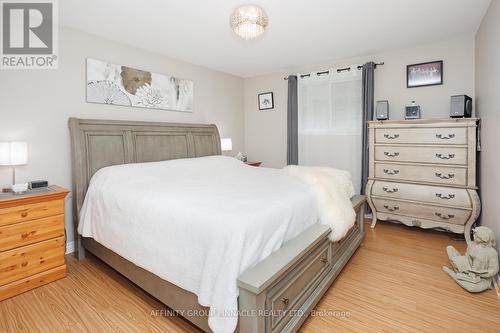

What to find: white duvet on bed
left=78, top=156, right=354, bottom=333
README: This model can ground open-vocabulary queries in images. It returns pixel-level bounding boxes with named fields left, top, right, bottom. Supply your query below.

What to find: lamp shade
left=0, top=142, right=28, bottom=166
left=221, top=138, right=233, bottom=152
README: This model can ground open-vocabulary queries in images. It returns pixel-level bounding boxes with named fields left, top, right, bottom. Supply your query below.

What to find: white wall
left=0, top=27, right=244, bottom=246
left=0, top=27, right=481, bottom=248
left=244, top=35, right=475, bottom=168
left=475, top=0, right=500, bottom=251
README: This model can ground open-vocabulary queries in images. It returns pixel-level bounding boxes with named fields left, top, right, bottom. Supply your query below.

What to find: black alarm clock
left=405, top=104, right=421, bottom=119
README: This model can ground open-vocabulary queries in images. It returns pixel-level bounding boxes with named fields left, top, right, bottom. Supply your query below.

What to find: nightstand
left=0, top=185, right=69, bottom=300
left=246, top=161, right=262, bottom=167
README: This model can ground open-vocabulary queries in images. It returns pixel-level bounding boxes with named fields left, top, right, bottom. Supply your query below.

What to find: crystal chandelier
left=230, top=5, right=268, bottom=40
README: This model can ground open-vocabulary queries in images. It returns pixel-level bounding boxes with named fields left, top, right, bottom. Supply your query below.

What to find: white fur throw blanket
left=284, top=165, right=356, bottom=241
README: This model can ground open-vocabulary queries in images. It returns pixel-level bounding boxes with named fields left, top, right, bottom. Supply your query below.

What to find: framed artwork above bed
left=86, top=58, right=194, bottom=112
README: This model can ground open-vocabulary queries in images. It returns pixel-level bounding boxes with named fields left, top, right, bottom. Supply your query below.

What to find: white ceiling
left=61, top=0, right=491, bottom=78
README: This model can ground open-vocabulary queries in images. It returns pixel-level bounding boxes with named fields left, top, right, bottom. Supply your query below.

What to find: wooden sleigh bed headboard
left=68, top=118, right=221, bottom=216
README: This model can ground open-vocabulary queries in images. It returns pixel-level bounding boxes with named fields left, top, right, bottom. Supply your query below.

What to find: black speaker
left=450, top=95, right=472, bottom=118
left=375, top=100, right=389, bottom=120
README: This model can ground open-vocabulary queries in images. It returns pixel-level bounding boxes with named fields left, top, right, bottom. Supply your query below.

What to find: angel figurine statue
left=443, top=226, right=499, bottom=293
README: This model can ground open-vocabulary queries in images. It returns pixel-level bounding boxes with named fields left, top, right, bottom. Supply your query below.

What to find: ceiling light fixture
left=230, top=5, right=268, bottom=40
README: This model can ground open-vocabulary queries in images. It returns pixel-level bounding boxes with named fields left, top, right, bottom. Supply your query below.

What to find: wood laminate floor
left=1, top=221, right=499, bottom=333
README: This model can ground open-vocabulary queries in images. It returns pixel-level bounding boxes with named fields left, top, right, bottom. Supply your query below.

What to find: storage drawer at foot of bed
left=266, top=239, right=331, bottom=333
left=331, top=222, right=359, bottom=263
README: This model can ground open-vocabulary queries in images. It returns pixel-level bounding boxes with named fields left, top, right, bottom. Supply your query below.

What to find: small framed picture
left=407, top=60, right=443, bottom=88
left=258, top=92, right=274, bottom=110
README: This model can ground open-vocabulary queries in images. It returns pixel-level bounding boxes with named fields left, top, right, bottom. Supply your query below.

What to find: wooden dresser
left=366, top=119, right=480, bottom=243
left=0, top=185, right=69, bottom=300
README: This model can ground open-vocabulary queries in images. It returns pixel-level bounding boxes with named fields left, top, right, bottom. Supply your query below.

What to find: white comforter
left=78, top=156, right=354, bottom=333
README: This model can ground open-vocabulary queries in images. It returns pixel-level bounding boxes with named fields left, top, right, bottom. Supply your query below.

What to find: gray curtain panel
left=361, top=62, right=375, bottom=195
left=287, top=75, right=299, bottom=165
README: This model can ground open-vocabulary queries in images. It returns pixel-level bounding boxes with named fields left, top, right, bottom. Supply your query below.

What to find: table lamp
left=0, top=141, right=28, bottom=191
left=221, top=138, right=233, bottom=152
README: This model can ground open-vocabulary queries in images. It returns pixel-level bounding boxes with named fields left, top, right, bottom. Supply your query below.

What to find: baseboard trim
left=66, top=241, right=75, bottom=254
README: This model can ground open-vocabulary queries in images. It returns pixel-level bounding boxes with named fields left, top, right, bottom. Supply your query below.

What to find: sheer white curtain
left=298, top=69, right=363, bottom=193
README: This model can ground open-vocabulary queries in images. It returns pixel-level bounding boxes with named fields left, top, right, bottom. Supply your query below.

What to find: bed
left=68, top=118, right=366, bottom=333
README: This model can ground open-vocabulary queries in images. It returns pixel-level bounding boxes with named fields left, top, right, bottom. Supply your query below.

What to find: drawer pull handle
left=435, top=153, right=455, bottom=160
left=383, top=134, right=399, bottom=139
left=383, top=205, right=399, bottom=212
left=435, top=212, right=455, bottom=220
left=412, top=220, right=422, bottom=227
left=281, top=298, right=290, bottom=306
left=436, top=133, right=455, bottom=140
left=435, top=172, right=455, bottom=180
left=383, top=169, right=399, bottom=175
left=320, top=258, right=328, bottom=264
left=21, top=212, right=28, bottom=218
left=436, top=193, right=455, bottom=200
left=21, top=231, right=35, bottom=239
left=382, top=187, right=398, bottom=193
left=384, top=152, right=400, bottom=157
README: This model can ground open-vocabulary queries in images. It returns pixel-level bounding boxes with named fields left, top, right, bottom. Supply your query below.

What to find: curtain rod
left=283, top=62, right=384, bottom=80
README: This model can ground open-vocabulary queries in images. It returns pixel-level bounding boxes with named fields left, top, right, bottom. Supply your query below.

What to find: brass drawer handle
left=436, top=193, right=455, bottom=200
left=436, top=133, right=455, bottom=140
left=21, top=212, right=28, bottom=218
left=383, top=205, right=399, bottom=212
left=435, top=212, right=455, bottom=220
left=383, top=169, right=399, bottom=175
left=382, top=187, right=398, bottom=193
left=435, top=172, right=455, bottom=180
left=383, top=134, right=399, bottom=139
left=281, top=298, right=290, bottom=306
left=435, top=153, right=455, bottom=160
left=320, top=258, right=328, bottom=264
left=384, top=152, right=400, bottom=157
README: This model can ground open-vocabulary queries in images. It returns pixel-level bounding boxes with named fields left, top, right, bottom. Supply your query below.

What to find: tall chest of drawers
left=366, top=119, right=480, bottom=243
left=0, top=185, right=69, bottom=300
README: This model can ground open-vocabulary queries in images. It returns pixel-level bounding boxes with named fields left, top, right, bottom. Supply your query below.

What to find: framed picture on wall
left=258, top=92, right=274, bottom=110
left=86, top=58, right=194, bottom=112
left=407, top=60, right=443, bottom=88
